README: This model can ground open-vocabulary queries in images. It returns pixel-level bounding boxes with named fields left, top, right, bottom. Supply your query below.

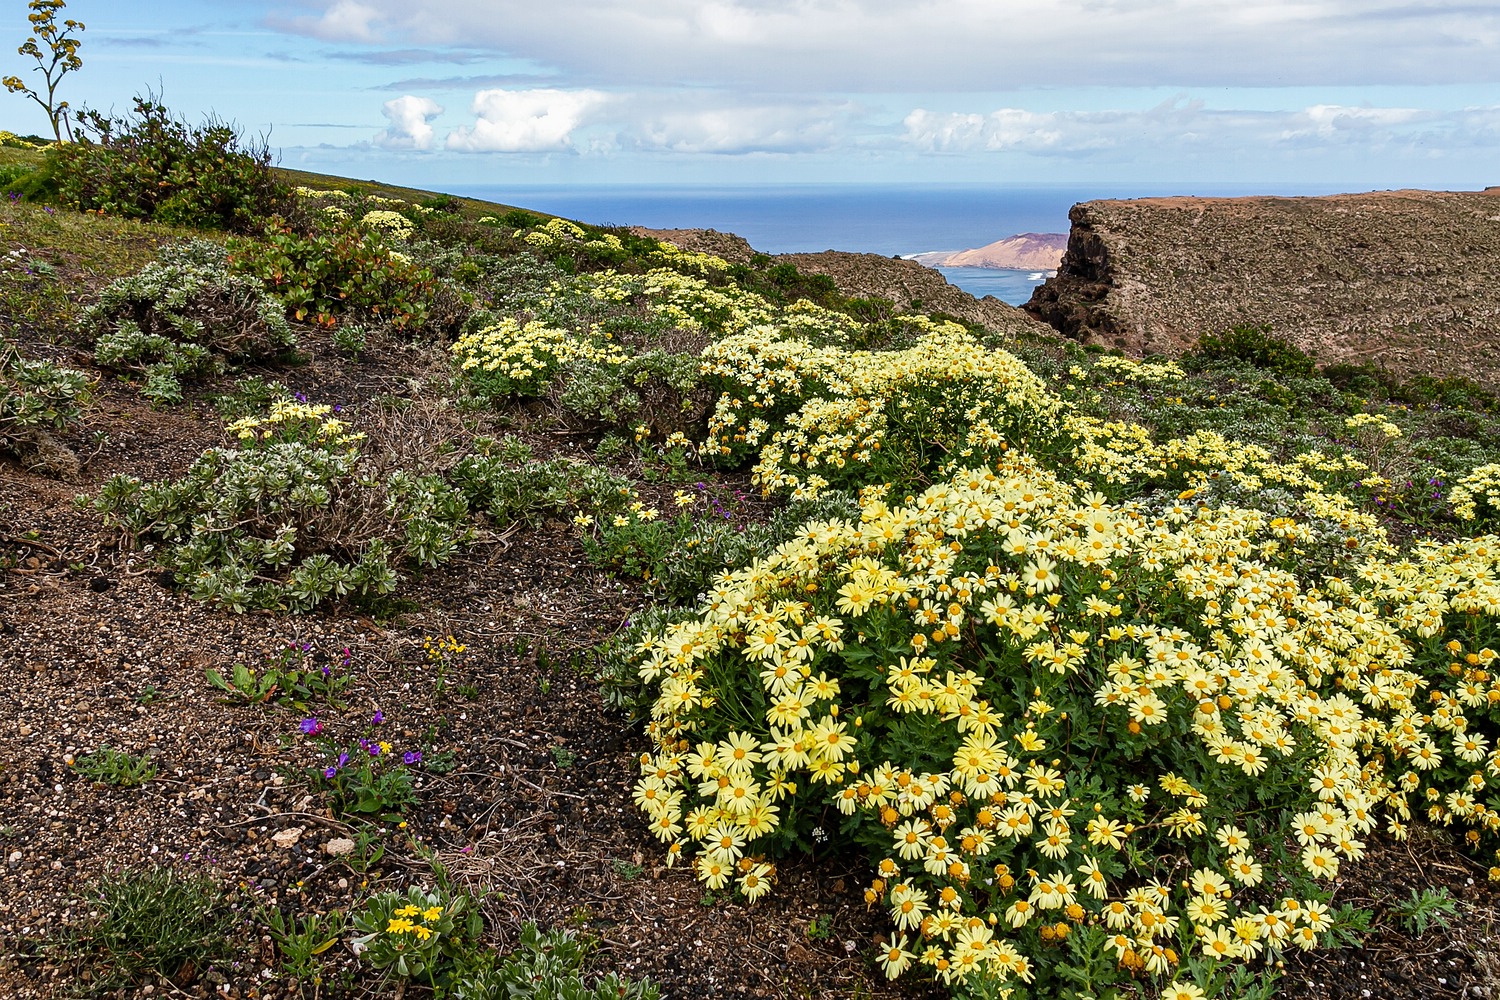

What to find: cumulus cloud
left=445, top=88, right=609, bottom=152
left=267, top=1, right=1500, bottom=92
left=374, top=95, right=444, bottom=150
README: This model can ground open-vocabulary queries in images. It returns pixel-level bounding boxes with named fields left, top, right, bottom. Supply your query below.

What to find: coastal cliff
left=633, top=226, right=1052, bottom=335
left=1026, top=189, right=1500, bottom=385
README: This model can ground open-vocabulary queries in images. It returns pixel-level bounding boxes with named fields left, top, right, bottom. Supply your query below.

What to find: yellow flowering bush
left=361, top=209, right=415, bottom=242
left=631, top=449, right=1500, bottom=993
left=223, top=398, right=364, bottom=450
left=1451, top=464, right=1500, bottom=525
left=452, top=317, right=627, bottom=399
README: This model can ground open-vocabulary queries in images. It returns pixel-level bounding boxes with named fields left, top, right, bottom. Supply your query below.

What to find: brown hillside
left=1026, top=188, right=1500, bottom=385
left=632, top=227, right=1055, bottom=336
left=775, top=250, right=1050, bottom=334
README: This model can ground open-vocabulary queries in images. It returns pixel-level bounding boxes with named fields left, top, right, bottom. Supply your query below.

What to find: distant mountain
left=909, top=233, right=1068, bottom=270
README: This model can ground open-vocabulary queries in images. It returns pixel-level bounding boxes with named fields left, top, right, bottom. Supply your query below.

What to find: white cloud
left=445, top=88, right=609, bottom=152
left=374, top=95, right=443, bottom=150
left=902, top=98, right=1500, bottom=160
left=268, top=1, right=1500, bottom=92
left=271, top=0, right=384, bottom=43
left=630, top=103, right=847, bottom=153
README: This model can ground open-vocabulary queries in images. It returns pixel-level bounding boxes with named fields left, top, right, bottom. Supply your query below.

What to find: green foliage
left=87, top=411, right=474, bottom=612
left=449, top=450, right=633, bottom=526
left=231, top=222, right=439, bottom=330
left=2, top=0, right=84, bottom=143
left=1392, top=886, right=1458, bottom=935
left=558, top=349, right=705, bottom=435
left=350, top=884, right=484, bottom=987
left=0, top=336, right=88, bottom=445
left=52, top=94, right=287, bottom=230
left=205, top=642, right=351, bottom=710
left=85, top=240, right=295, bottom=404
left=63, top=866, right=230, bottom=990
left=1190, top=323, right=1317, bottom=376
left=257, top=906, right=346, bottom=981
left=73, top=745, right=156, bottom=787
left=454, top=923, right=661, bottom=1000
left=332, top=320, right=368, bottom=357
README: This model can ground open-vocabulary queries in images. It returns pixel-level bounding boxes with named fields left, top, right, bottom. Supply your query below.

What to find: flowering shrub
left=351, top=884, right=482, bottom=986
left=453, top=318, right=626, bottom=400
left=629, top=450, right=1500, bottom=993
left=702, top=320, right=1058, bottom=498
left=361, top=209, right=415, bottom=242
left=85, top=240, right=295, bottom=404
left=301, top=711, right=424, bottom=820
left=1452, top=464, right=1500, bottom=527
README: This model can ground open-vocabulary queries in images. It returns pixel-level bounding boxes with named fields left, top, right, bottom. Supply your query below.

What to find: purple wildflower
left=324, top=766, right=338, bottom=778
left=337, top=752, right=349, bottom=767
left=403, top=751, right=422, bottom=764
left=299, top=717, right=322, bottom=735
left=372, top=710, right=385, bottom=725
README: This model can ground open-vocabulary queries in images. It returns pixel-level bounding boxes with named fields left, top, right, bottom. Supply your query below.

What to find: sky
left=4, top=0, right=1500, bottom=191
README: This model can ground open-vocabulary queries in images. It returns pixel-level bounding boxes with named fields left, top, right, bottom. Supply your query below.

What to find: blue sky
left=6, top=0, right=1500, bottom=190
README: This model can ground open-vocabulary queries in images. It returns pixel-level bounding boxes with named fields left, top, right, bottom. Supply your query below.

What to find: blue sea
left=450, top=183, right=1348, bottom=306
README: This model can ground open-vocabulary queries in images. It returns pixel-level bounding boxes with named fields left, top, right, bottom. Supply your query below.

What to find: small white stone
left=324, top=837, right=355, bottom=857
left=272, top=827, right=304, bottom=849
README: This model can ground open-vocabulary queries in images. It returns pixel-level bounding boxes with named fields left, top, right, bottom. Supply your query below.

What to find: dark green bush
left=1191, top=322, right=1316, bottom=376
left=230, top=222, right=441, bottom=331
left=52, top=95, right=288, bottom=231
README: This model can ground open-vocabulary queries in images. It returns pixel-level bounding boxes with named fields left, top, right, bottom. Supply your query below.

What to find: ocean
left=449, top=182, right=1349, bottom=306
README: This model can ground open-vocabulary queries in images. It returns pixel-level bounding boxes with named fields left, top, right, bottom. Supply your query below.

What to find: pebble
left=324, top=837, right=355, bottom=857
left=272, top=827, right=304, bottom=849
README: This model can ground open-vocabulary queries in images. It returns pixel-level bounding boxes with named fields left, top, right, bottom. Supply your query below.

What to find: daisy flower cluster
left=452, top=317, right=629, bottom=399
left=630, top=448, right=1500, bottom=992
left=224, top=397, right=364, bottom=450
left=702, top=321, right=1057, bottom=499
left=1450, top=463, right=1500, bottom=524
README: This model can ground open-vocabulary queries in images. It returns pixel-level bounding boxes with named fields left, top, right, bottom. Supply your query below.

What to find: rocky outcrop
left=777, top=250, right=1051, bottom=335
left=1026, top=189, right=1500, bottom=385
left=628, top=227, right=758, bottom=264
left=633, top=227, right=1055, bottom=337
left=909, top=233, right=1066, bottom=270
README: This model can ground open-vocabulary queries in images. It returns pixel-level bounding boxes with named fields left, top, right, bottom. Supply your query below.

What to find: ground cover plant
left=8, top=96, right=1500, bottom=1000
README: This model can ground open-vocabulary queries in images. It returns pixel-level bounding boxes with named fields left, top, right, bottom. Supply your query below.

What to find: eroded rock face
left=628, top=227, right=758, bottom=264
left=776, top=250, right=1048, bottom=334
left=631, top=226, right=1055, bottom=337
left=1026, top=189, right=1500, bottom=385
